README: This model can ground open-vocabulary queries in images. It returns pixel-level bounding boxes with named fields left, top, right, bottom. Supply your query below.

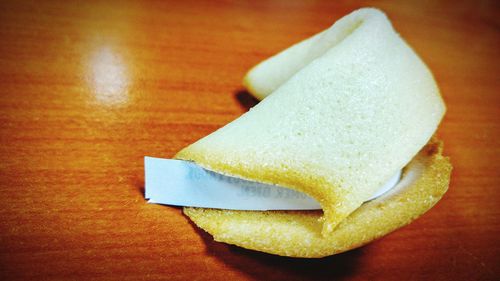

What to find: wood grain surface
left=0, top=0, right=498, bottom=280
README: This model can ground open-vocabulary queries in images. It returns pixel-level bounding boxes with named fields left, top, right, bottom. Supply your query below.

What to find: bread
left=175, top=8, right=451, bottom=257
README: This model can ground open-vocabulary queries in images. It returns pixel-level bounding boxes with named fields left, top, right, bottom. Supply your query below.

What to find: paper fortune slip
left=144, top=157, right=402, bottom=211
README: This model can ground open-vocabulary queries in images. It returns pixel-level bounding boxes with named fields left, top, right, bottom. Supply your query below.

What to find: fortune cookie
left=175, top=8, right=452, bottom=258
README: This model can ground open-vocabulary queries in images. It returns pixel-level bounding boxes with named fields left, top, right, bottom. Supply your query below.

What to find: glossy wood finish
left=0, top=1, right=498, bottom=280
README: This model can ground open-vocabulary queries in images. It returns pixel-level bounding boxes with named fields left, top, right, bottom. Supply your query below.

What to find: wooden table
left=0, top=1, right=498, bottom=280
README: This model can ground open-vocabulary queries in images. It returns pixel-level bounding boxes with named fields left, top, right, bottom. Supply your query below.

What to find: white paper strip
left=145, top=157, right=401, bottom=211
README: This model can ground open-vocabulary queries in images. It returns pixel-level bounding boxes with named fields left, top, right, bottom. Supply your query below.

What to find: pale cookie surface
left=176, top=8, right=446, bottom=235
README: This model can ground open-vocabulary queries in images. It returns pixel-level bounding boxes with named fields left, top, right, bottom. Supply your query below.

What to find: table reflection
left=88, top=46, right=129, bottom=106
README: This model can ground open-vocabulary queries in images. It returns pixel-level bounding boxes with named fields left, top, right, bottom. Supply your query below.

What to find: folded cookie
left=175, top=8, right=451, bottom=257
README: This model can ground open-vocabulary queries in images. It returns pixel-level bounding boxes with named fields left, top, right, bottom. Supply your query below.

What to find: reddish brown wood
left=0, top=1, right=498, bottom=280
